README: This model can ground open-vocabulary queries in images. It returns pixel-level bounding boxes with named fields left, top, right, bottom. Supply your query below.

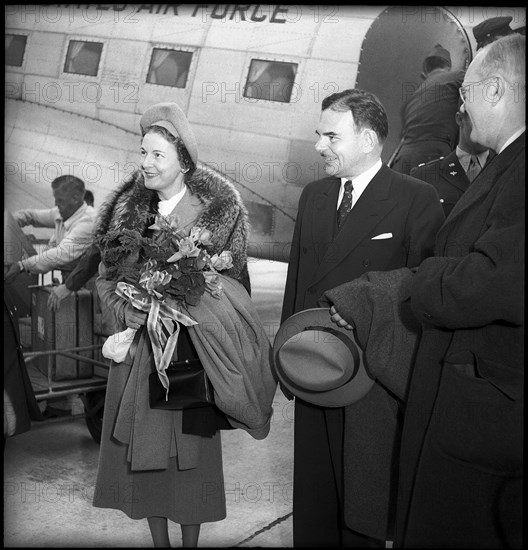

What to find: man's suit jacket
left=396, top=133, right=525, bottom=547
left=410, top=150, right=470, bottom=217
left=282, top=164, right=445, bottom=321
left=281, top=163, right=445, bottom=540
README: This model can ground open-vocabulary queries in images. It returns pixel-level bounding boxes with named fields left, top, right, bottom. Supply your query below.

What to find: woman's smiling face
left=140, top=131, right=185, bottom=199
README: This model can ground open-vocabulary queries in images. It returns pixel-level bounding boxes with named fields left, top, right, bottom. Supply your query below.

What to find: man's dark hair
left=423, top=57, right=451, bottom=75
left=322, top=88, right=389, bottom=143
left=51, top=175, right=86, bottom=196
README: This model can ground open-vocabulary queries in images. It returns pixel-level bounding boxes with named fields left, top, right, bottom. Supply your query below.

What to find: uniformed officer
left=473, top=16, right=514, bottom=50
left=390, top=44, right=464, bottom=175
left=410, top=110, right=492, bottom=217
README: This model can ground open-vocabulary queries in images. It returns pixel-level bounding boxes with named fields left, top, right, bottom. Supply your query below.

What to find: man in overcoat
left=395, top=34, right=525, bottom=547
left=280, top=89, right=444, bottom=547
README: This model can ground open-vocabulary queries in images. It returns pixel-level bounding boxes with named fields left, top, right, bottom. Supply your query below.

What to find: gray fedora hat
left=273, top=308, right=374, bottom=407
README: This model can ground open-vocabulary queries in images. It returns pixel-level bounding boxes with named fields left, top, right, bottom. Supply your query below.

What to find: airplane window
left=146, top=49, right=193, bottom=88
left=244, top=60, right=298, bottom=103
left=5, top=34, right=27, bottom=67
left=64, top=40, right=103, bottom=77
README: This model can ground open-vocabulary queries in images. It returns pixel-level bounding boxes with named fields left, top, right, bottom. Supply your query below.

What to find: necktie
left=337, top=180, right=354, bottom=228
left=466, top=155, right=481, bottom=183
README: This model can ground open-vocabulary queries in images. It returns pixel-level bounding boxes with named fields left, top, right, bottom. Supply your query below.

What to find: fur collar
left=96, top=166, right=250, bottom=288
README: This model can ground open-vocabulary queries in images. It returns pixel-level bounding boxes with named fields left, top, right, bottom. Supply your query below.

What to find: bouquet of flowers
left=100, top=213, right=233, bottom=307
left=100, top=214, right=233, bottom=389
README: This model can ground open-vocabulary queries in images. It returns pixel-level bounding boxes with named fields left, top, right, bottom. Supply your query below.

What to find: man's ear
left=362, top=128, right=378, bottom=152
left=488, top=76, right=504, bottom=106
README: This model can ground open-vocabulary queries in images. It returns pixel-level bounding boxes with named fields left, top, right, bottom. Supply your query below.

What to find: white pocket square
left=371, top=232, right=393, bottom=240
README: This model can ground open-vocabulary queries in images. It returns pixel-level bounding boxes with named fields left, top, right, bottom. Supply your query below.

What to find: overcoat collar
left=312, top=164, right=397, bottom=285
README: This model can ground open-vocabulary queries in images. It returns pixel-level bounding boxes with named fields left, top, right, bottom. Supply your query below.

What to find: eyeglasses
left=459, top=76, right=500, bottom=103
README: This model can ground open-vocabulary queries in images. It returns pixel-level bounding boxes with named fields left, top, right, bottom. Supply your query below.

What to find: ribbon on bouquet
left=113, top=282, right=198, bottom=400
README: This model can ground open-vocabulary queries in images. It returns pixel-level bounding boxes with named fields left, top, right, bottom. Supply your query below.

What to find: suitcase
left=31, top=286, right=94, bottom=380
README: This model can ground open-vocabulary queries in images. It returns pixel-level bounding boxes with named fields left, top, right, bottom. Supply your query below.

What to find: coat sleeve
left=15, top=208, right=57, bottom=228
left=411, top=180, right=524, bottom=329
left=64, top=243, right=101, bottom=291
left=321, top=269, right=419, bottom=402
left=20, top=214, right=96, bottom=273
left=404, top=181, right=445, bottom=267
left=95, top=262, right=128, bottom=331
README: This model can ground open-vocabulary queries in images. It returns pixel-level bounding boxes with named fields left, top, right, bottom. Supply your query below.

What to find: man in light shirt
left=279, top=88, right=444, bottom=547
left=4, top=175, right=96, bottom=284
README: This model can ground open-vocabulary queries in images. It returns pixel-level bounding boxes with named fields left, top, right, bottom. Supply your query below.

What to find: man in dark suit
left=390, top=44, right=464, bottom=175
left=393, top=34, right=525, bottom=547
left=410, top=109, right=492, bottom=217
left=280, top=89, right=444, bottom=547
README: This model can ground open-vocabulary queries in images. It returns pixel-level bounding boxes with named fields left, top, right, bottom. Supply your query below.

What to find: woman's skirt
left=92, top=331, right=226, bottom=525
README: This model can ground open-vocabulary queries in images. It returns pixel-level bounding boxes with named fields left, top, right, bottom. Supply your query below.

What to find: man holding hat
left=391, top=44, right=465, bottom=175
left=279, top=89, right=444, bottom=547
left=393, top=32, right=525, bottom=549
left=332, top=34, right=525, bottom=548
left=473, top=16, right=514, bottom=50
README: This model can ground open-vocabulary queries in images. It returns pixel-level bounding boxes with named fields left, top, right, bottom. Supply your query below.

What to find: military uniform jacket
left=410, top=150, right=470, bottom=217
left=391, top=69, right=464, bottom=174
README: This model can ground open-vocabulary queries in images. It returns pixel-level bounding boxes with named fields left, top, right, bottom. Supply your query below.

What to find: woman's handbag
left=149, top=358, right=215, bottom=410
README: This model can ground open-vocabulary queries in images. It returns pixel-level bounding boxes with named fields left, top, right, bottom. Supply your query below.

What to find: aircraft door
left=356, top=6, right=472, bottom=164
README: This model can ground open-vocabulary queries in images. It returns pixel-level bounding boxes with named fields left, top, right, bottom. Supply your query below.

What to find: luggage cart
left=23, top=345, right=108, bottom=442
left=5, top=220, right=110, bottom=442
left=16, top=281, right=111, bottom=443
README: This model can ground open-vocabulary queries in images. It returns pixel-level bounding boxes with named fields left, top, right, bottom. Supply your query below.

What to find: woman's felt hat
left=140, top=102, right=198, bottom=165
left=273, top=308, right=375, bottom=407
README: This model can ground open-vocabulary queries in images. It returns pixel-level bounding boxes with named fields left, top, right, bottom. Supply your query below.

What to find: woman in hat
left=92, top=102, right=251, bottom=547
